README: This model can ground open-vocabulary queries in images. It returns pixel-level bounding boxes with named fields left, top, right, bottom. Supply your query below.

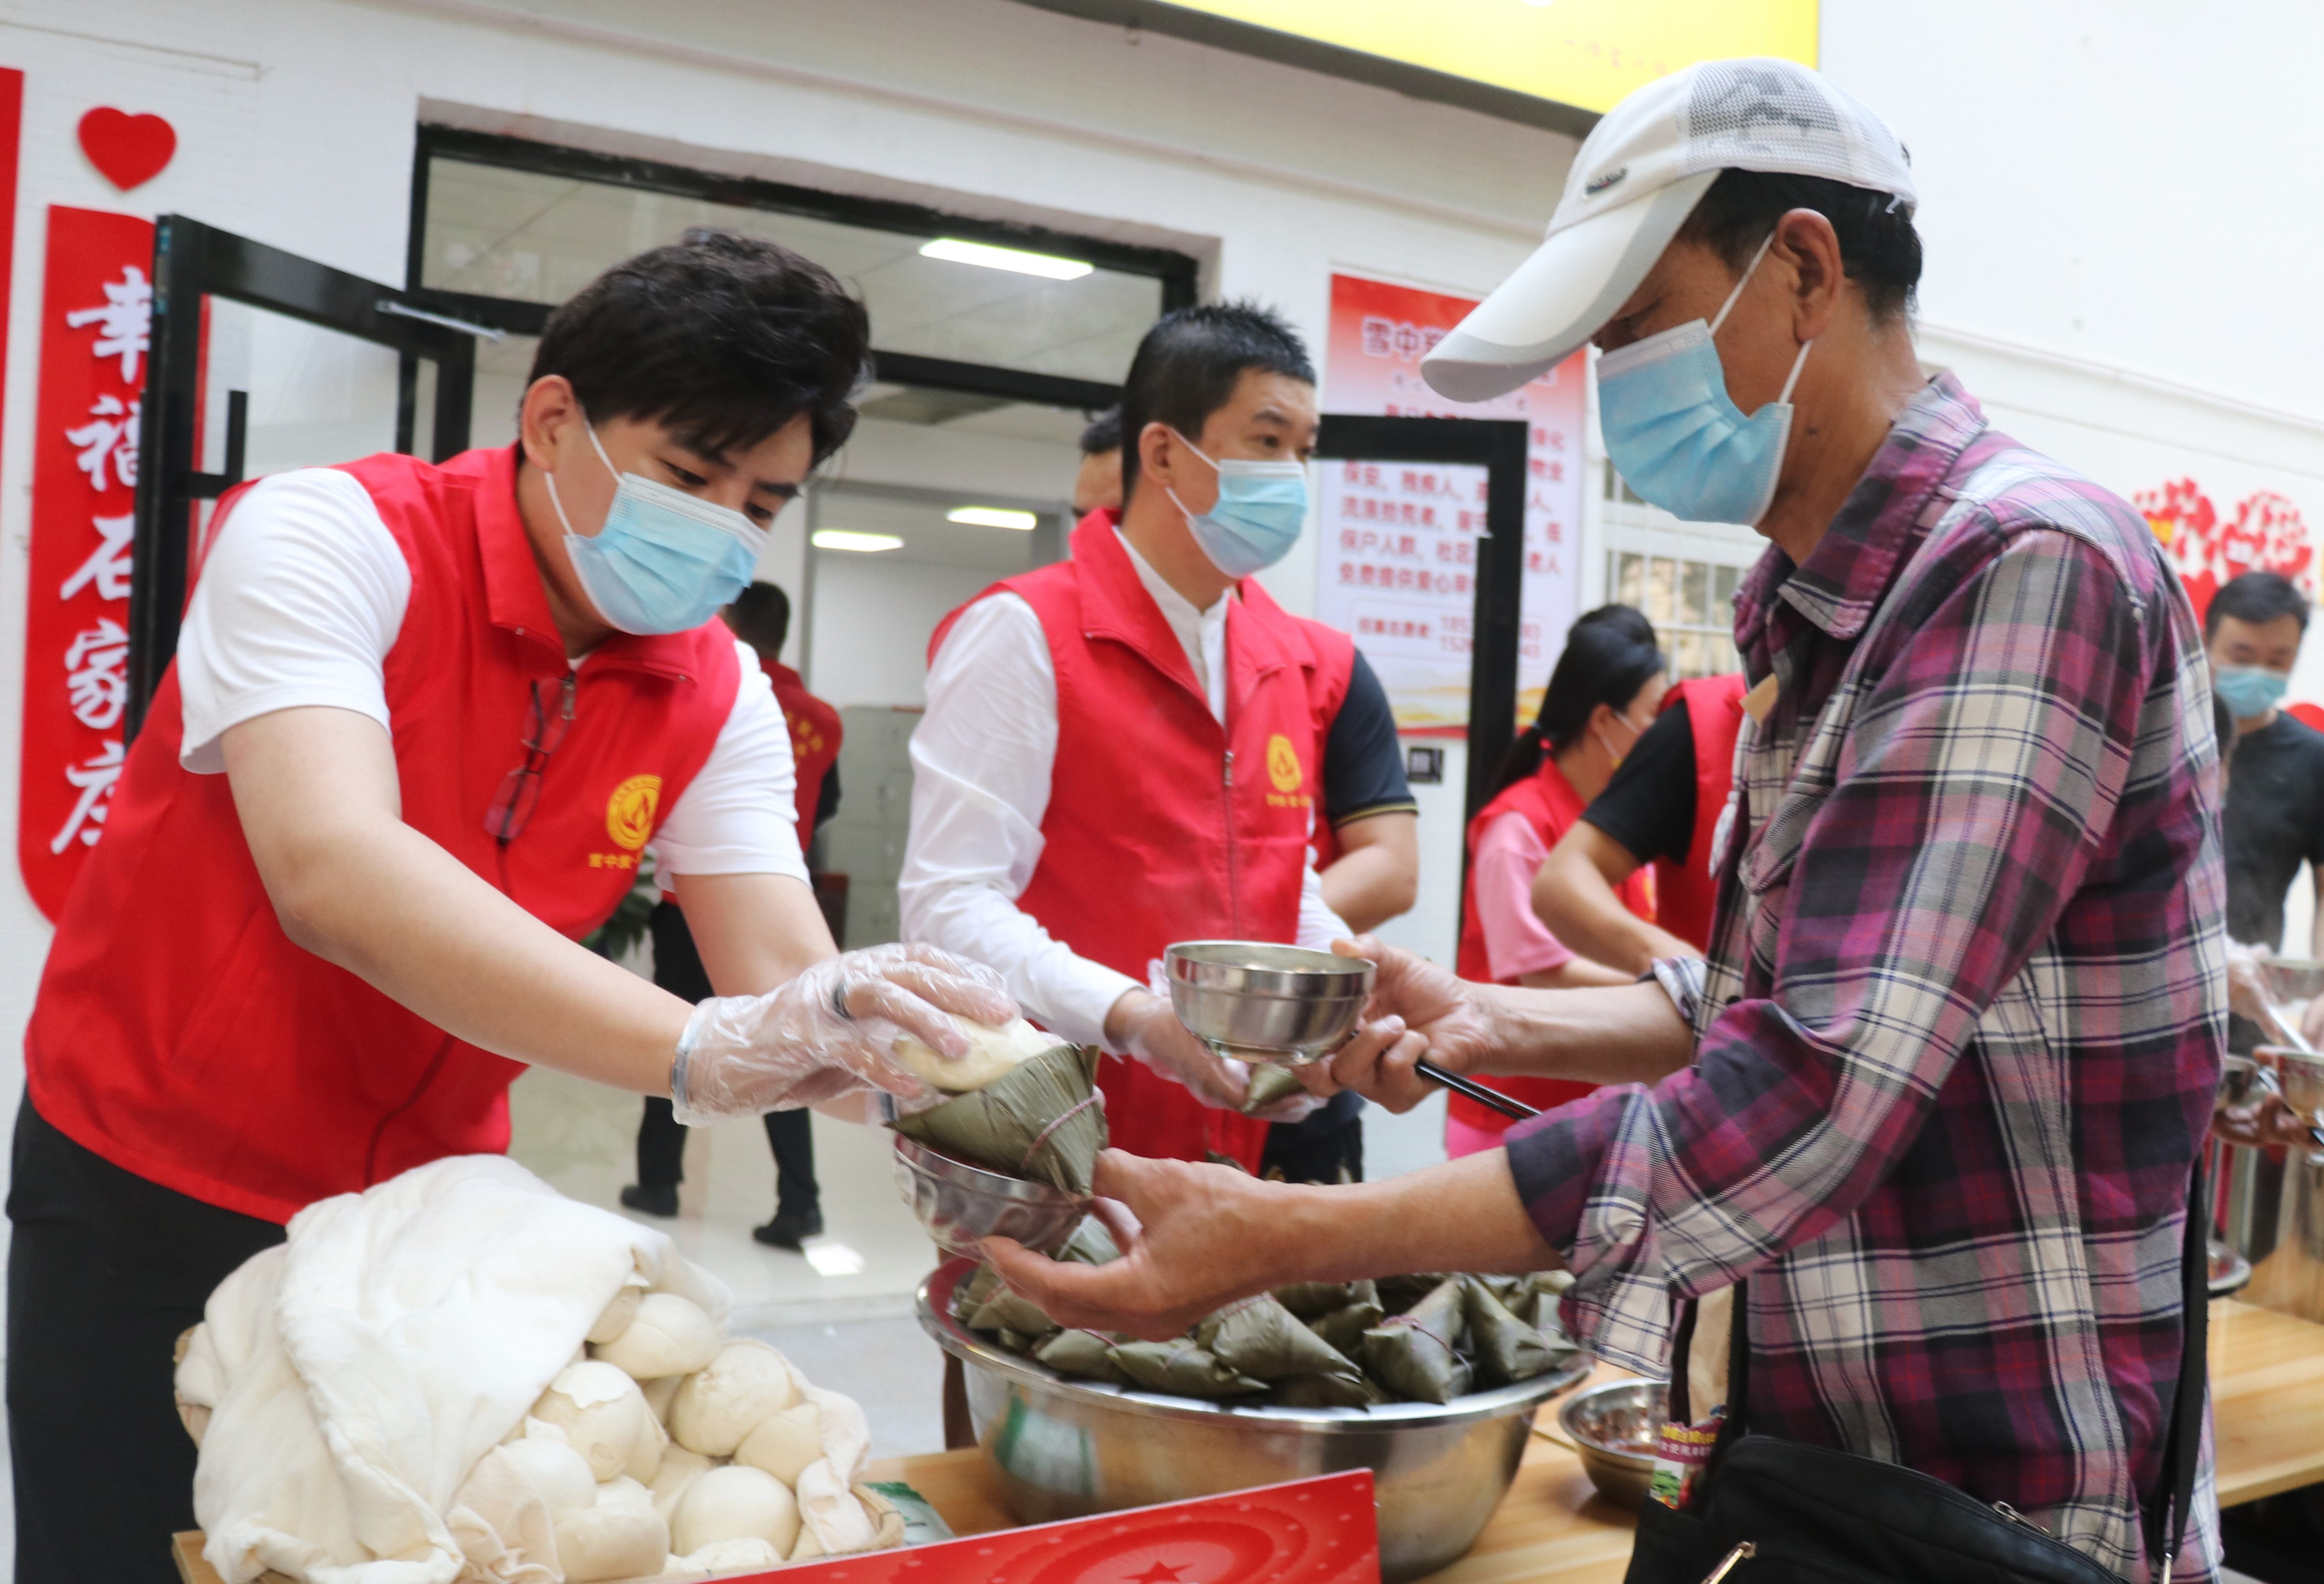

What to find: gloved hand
left=672, top=943, right=1016, bottom=1124
left=2225, top=941, right=2275, bottom=1027
left=1108, top=990, right=1322, bottom=1124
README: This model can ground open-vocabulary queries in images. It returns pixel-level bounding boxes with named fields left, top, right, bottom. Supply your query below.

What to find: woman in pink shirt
left=1448, top=605, right=1667, bottom=1155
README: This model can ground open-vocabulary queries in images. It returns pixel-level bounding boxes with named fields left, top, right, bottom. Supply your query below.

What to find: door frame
left=1312, top=414, right=1531, bottom=826
left=127, top=214, right=485, bottom=735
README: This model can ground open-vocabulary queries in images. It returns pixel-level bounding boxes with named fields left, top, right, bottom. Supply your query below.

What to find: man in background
left=623, top=581, right=839, bottom=1249
left=2209, top=569, right=2324, bottom=956
left=1073, top=409, right=1122, bottom=519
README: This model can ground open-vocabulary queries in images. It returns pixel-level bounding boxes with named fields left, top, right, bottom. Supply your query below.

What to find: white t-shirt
left=174, top=467, right=807, bottom=885
left=898, top=530, right=1346, bottom=1048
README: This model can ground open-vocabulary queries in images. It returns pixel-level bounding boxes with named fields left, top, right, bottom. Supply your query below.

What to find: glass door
left=127, top=215, right=489, bottom=733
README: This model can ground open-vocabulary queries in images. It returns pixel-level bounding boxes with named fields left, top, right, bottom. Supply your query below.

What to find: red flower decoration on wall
left=2136, top=478, right=2315, bottom=620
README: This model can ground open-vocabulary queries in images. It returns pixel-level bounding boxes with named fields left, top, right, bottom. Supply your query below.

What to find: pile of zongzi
left=951, top=1231, right=1581, bottom=1409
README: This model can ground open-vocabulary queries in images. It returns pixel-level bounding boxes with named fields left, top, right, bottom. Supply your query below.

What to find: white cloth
left=180, top=1155, right=733, bottom=1584
left=175, top=467, right=805, bottom=885
left=901, top=530, right=1346, bottom=1048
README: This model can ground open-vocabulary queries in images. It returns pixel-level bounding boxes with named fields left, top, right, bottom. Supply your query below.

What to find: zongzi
left=1308, top=1295, right=1385, bottom=1363
left=892, top=1044, right=1106, bottom=1195
left=952, top=1264, right=1002, bottom=1324
left=1197, top=1295, right=1362, bottom=1383
left=1362, top=1277, right=1472, bottom=1404
left=1273, top=1280, right=1361, bottom=1319
left=1376, top=1272, right=1453, bottom=1313
left=1034, top=1329, right=1132, bottom=1385
left=1461, top=1277, right=1555, bottom=1387
left=1241, top=1062, right=1306, bottom=1115
left=1056, top=1215, right=1122, bottom=1266
left=968, top=1286, right=1061, bottom=1341
left=1106, top=1341, right=1266, bottom=1399
left=892, top=1015, right=1062, bottom=1093
left=1270, top=1372, right=1387, bottom=1409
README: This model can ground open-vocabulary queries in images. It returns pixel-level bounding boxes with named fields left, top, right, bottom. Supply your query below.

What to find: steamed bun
left=669, top=1342, right=798, bottom=1456
left=671, top=1465, right=800, bottom=1559
left=498, top=1434, right=597, bottom=1518
left=734, top=1401, right=823, bottom=1486
left=890, top=1015, right=1061, bottom=1093
left=585, top=1281, right=646, bottom=1346
left=553, top=1489, right=668, bottom=1583
left=592, top=1293, right=720, bottom=1380
left=530, top=1362, right=651, bottom=1482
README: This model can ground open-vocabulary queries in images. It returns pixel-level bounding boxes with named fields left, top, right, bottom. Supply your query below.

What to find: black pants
left=1259, top=1089, right=1366, bottom=1184
left=639, top=901, right=818, bottom=1216
left=6, top=1097, right=285, bottom=1584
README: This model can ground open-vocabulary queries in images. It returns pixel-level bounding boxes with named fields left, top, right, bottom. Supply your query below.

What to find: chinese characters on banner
left=1317, top=273, right=1586, bottom=734
left=20, top=207, right=155, bottom=920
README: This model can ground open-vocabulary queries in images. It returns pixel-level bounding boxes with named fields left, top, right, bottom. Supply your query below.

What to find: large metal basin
left=918, top=1257, right=1589, bottom=1582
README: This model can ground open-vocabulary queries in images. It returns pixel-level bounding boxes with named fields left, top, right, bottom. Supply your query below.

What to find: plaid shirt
left=1505, top=374, right=2226, bottom=1577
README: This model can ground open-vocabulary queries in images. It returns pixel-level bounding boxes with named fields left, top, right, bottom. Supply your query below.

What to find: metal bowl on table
left=892, top=1135, right=1090, bottom=1259
left=1165, top=941, right=1375, bottom=1066
left=918, top=1257, right=1590, bottom=1582
left=1558, top=1378, right=1668, bottom=1511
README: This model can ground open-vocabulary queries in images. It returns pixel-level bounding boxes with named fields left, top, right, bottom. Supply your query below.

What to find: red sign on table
left=20, top=206, right=155, bottom=920
left=752, top=1471, right=1380, bottom=1584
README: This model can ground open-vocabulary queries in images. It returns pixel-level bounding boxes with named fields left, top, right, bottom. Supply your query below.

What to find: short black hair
left=529, top=228, right=870, bottom=467
left=1488, top=605, right=1666, bottom=798
left=725, top=581, right=791, bottom=654
left=1118, top=301, right=1315, bottom=500
left=1079, top=407, right=1121, bottom=457
left=2206, top=570, right=2310, bottom=639
left=1677, top=168, right=1923, bottom=323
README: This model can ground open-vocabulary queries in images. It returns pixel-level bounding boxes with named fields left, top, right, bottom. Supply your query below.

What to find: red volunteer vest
left=1650, top=673, right=1747, bottom=952
left=25, top=447, right=741, bottom=1224
left=1453, top=760, right=1652, bottom=1135
left=762, top=658, right=842, bottom=850
left=928, top=514, right=1335, bottom=1171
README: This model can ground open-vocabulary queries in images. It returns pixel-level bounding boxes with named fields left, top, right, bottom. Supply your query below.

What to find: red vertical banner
left=19, top=206, right=154, bottom=920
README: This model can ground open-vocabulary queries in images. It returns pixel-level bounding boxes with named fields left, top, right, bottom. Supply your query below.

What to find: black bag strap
left=1682, top=1159, right=2209, bottom=1571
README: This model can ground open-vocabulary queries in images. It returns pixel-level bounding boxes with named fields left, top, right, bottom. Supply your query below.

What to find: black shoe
left=753, top=1209, right=824, bottom=1251
left=620, top=1183, right=679, bottom=1217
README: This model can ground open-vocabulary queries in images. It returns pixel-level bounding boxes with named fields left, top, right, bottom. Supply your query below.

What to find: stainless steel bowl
left=892, top=1136, right=1090, bottom=1259
left=918, top=1258, right=1589, bottom=1582
left=1165, top=942, right=1375, bottom=1066
left=1558, top=1378, right=1666, bottom=1511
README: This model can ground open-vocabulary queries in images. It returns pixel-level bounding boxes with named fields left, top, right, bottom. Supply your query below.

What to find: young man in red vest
left=901, top=303, right=1345, bottom=1170
left=11, top=230, right=1010, bottom=1584
left=1529, top=670, right=1747, bottom=969
left=624, top=581, right=844, bottom=1247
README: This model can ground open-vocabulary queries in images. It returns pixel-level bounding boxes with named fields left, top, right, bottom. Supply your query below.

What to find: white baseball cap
left=1421, top=58, right=1917, bottom=403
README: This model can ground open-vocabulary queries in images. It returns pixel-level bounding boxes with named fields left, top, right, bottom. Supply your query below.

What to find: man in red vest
left=11, top=230, right=1010, bottom=1584
left=623, top=581, right=844, bottom=1246
left=1531, top=671, right=1747, bottom=968
left=901, top=302, right=1346, bottom=1170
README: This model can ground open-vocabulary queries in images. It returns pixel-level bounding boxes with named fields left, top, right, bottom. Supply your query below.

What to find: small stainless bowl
left=1558, top=1378, right=1667, bottom=1511
left=892, top=1135, right=1091, bottom=1258
left=1165, top=942, right=1375, bottom=1066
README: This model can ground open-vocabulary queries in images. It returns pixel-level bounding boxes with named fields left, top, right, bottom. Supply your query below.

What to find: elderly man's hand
left=1320, top=937, right=1496, bottom=1113
left=982, top=1151, right=1303, bottom=1339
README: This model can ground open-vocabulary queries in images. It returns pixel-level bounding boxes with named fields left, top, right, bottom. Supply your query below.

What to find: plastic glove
left=672, top=943, right=1016, bottom=1124
left=1110, top=991, right=1320, bottom=1123
left=2225, top=941, right=2276, bottom=1027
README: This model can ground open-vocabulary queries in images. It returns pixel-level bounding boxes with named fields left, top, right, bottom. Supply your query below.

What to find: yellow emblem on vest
left=1265, top=733, right=1303, bottom=794
left=606, top=774, right=663, bottom=852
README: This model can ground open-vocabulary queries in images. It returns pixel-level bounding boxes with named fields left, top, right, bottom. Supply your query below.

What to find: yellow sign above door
left=1149, top=0, right=1817, bottom=117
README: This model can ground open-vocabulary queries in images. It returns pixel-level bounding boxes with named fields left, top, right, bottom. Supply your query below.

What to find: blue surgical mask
left=544, top=423, right=766, bottom=635
left=1164, top=431, right=1309, bottom=579
left=1596, top=231, right=1812, bottom=527
left=2214, top=664, right=2291, bottom=721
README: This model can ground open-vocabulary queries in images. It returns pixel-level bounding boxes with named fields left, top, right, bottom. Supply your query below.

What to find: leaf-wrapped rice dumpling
left=1035, top=1329, right=1133, bottom=1384
left=968, top=1286, right=1061, bottom=1341
left=1106, top=1341, right=1267, bottom=1399
left=997, top=1328, right=1035, bottom=1355
left=1361, top=1278, right=1471, bottom=1404
left=1270, top=1372, right=1386, bottom=1409
left=1240, top=1063, right=1306, bottom=1115
left=1309, top=1294, right=1386, bottom=1363
left=893, top=1044, right=1106, bottom=1195
left=1376, top=1272, right=1454, bottom=1313
left=1056, top=1216, right=1122, bottom=1266
left=1273, top=1280, right=1363, bottom=1319
left=1461, top=1277, right=1556, bottom=1387
left=1197, top=1296, right=1362, bottom=1383
left=952, top=1264, right=1002, bottom=1324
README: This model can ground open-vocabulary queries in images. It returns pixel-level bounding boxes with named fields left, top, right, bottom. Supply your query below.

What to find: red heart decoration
left=78, top=107, right=176, bottom=192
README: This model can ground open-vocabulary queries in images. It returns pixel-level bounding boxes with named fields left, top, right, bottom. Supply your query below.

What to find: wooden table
left=171, top=1299, right=2324, bottom=1584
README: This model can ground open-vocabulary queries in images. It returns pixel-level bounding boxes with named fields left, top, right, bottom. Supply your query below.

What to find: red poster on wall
left=20, top=206, right=155, bottom=920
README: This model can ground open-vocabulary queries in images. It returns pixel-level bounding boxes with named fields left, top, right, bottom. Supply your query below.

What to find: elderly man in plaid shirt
left=992, top=59, right=2225, bottom=1580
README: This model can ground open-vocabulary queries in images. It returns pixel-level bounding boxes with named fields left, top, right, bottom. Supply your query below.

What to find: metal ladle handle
left=1413, top=1058, right=1538, bottom=1122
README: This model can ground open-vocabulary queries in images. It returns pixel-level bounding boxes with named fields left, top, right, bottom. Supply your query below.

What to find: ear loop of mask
left=1710, top=228, right=1815, bottom=405
left=541, top=418, right=620, bottom=538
